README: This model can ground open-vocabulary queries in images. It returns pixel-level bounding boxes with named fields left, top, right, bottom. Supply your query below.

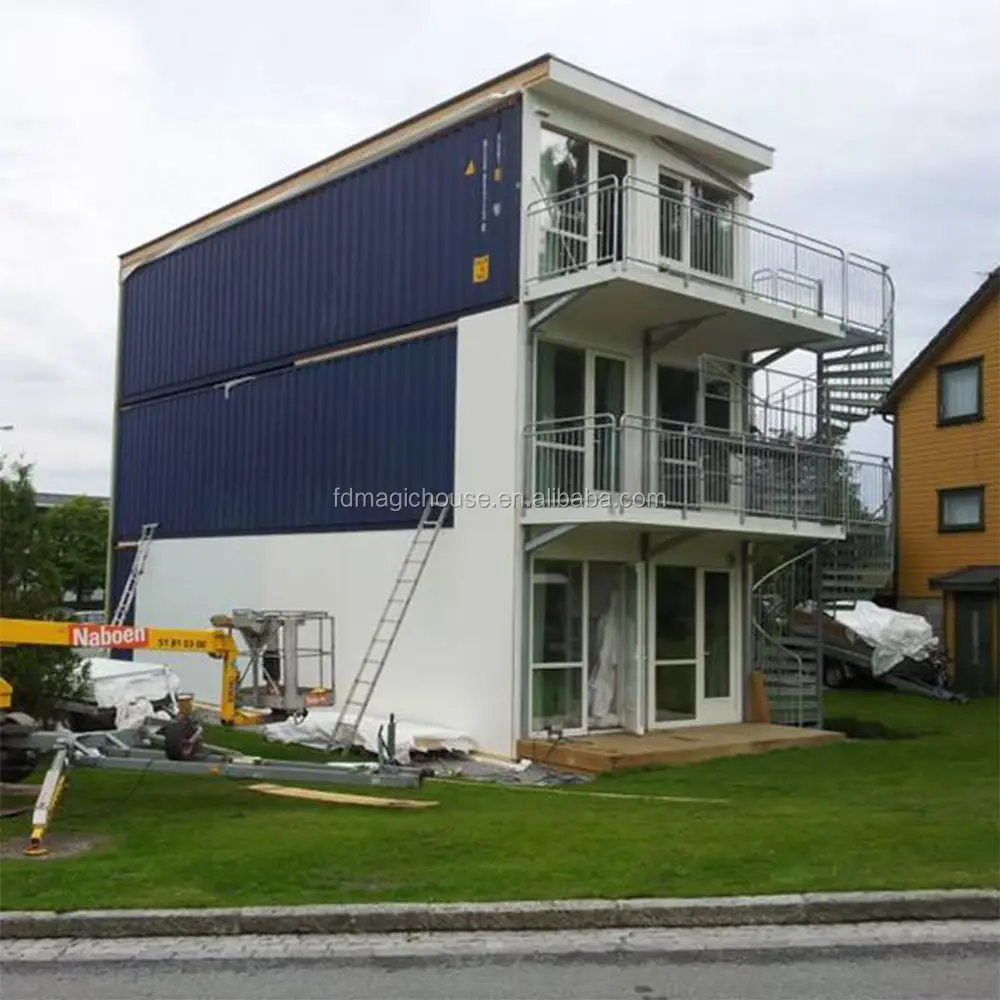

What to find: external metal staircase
left=751, top=309, right=895, bottom=725
left=330, top=500, right=450, bottom=748
left=819, top=339, right=895, bottom=439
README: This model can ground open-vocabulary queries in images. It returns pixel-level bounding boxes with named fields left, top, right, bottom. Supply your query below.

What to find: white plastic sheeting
left=589, top=590, right=620, bottom=728
left=78, top=657, right=181, bottom=729
left=261, top=707, right=477, bottom=764
left=831, top=601, right=939, bottom=677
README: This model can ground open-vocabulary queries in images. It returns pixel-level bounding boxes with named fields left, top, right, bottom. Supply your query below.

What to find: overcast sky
left=1, top=0, right=997, bottom=494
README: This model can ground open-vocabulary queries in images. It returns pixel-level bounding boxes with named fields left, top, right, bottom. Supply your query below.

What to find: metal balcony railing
left=525, top=414, right=892, bottom=528
left=524, top=175, right=894, bottom=338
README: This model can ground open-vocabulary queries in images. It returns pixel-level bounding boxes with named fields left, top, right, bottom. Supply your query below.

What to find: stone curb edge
left=1, top=890, right=996, bottom=940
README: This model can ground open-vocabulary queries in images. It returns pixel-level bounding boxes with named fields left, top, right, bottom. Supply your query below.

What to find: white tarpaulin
left=830, top=601, right=939, bottom=677
left=77, top=657, right=181, bottom=729
left=262, top=706, right=477, bottom=763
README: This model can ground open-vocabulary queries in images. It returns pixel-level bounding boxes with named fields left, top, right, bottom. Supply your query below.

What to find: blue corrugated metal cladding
left=112, top=330, right=457, bottom=541
left=119, top=99, right=521, bottom=402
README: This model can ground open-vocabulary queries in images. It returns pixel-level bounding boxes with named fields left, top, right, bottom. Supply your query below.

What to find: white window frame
left=937, top=358, right=983, bottom=425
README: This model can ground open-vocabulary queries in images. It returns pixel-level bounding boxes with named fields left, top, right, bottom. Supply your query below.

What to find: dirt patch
left=824, top=716, right=926, bottom=741
left=0, top=834, right=109, bottom=861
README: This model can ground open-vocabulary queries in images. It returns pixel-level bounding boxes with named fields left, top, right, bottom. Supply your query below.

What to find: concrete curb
left=1, top=891, right=997, bottom=940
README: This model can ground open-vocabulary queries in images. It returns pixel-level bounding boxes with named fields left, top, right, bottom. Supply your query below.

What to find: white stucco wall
left=130, top=304, right=524, bottom=756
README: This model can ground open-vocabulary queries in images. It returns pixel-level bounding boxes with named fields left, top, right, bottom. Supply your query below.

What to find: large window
left=938, top=486, right=985, bottom=533
left=937, top=358, right=983, bottom=425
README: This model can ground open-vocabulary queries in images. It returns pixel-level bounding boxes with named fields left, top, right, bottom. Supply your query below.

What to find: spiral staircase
left=751, top=326, right=895, bottom=727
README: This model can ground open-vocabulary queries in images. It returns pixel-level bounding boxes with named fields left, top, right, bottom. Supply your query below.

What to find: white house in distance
left=108, top=55, right=895, bottom=759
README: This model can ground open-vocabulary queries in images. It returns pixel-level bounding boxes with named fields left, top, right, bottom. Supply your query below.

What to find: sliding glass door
left=530, top=558, right=643, bottom=736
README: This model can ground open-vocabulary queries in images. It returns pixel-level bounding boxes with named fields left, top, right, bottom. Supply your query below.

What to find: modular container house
left=108, top=55, right=896, bottom=756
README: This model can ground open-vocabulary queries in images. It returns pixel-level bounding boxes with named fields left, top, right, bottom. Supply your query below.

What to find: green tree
left=0, top=454, right=90, bottom=723
left=45, top=495, right=109, bottom=607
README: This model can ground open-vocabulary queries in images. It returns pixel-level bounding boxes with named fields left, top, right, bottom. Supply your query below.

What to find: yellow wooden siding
left=896, top=290, right=1000, bottom=599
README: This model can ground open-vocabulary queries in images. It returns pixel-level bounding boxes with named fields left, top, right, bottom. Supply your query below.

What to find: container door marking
left=480, top=138, right=489, bottom=233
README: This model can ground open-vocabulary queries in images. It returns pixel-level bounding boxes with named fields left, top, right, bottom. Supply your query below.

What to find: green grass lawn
left=1, top=690, right=997, bottom=910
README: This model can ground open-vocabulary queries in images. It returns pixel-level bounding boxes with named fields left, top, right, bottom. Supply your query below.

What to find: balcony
left=523, top=415, right=891, bottom=539
left=523, top=177, right=894, bottom=352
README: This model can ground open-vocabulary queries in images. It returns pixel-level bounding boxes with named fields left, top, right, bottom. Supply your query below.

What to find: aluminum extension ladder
left=110, top=522, right=158, bottom=626
left=331, top=500, right=450, bottom=747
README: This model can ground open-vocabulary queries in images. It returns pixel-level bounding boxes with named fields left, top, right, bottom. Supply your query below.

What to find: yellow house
left=879, top=267, right=999, bottom=697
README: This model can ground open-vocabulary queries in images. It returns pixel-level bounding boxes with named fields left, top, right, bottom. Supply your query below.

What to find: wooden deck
left=516, top=723, right=844, bottom=774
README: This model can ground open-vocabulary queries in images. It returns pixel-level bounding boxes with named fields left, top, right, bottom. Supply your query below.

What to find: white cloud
left=1, top=0, right=998, bottom=490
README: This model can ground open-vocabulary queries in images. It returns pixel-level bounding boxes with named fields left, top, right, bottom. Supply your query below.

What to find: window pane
left=942, top=491, right=982, bottom=527
left=532, top=560, right=583, bottom=662
left=940, top=366, right=979, bottom=419
left=690, top=182, right=735, bottom=278
left=536, top=342, right=586, bottom=421
left=539, top=127, right=590, bottom=275
left=655, top=565, right=696, bottom=660
left=703, top=571, right=731, bottom=699
left=531, top=666, right=583, bottom=731
left=655, top=662, right=696, bottom=722
left=658, top=172, right=684, bottom=262
left=535, top=344, right=586, bottom=497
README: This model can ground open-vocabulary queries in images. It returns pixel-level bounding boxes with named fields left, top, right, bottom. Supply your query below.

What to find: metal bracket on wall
left=643, top=314, right=723, bottom=354
left=524, top=524, right=576, bottom=553
left=752, top=346, right=794, bottom=371
left=641, top=531, right=703, bottom=561
left=528, top=289, right=588, bottom=333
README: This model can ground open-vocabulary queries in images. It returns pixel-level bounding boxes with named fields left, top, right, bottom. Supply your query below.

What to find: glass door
left=596, top=150, right=628, bottom=264
left=700, top=569, right=736, bottom=724
left=649, top=566, right=738, bottom=728
left=655, top=365, right=700, bottom=508
left=530, top=559, right=585, bottom=733
left=538, top=127, right=590, bottom=275
left=592, top=355, right=626, bottom=493
left=535, top=343, right=586, bottom=501
left=587, top=562, right=630, bottom=730
left=650, top=565, right=698, bottom=724
left=535, top=343, right=626, bottom=501
left=620, top=562, right=644, bottom=734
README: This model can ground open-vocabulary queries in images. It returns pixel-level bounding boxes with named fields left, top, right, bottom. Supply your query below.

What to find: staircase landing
left=516, top=723, right=844, bottom=774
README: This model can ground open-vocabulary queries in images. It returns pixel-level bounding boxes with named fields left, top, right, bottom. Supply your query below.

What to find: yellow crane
left=0, top=616, right=420, bottom=856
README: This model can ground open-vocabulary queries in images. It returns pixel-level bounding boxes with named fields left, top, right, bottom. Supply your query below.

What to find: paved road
left=2, top=921, right=998, bottom=999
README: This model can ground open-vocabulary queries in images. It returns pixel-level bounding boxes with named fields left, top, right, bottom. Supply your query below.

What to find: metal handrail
left=524, top=413, right=892, bottom=528
left=523, top=173, right=894, bottom=337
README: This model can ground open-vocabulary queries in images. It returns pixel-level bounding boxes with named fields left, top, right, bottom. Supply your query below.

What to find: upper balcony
left=523, top=176, right=894, bottom=355
left=522, top=414, right=892, bottom=541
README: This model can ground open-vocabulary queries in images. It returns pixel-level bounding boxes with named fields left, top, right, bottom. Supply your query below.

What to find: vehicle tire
left=824, top=660, right=848, bottom=689
left=162, top=717, right=202, bottom=762
left=0, top=749, right=38, bottom=784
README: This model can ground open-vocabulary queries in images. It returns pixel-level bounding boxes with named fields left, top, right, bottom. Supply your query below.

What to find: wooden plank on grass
left=246, top=783, right=438, bottom=809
